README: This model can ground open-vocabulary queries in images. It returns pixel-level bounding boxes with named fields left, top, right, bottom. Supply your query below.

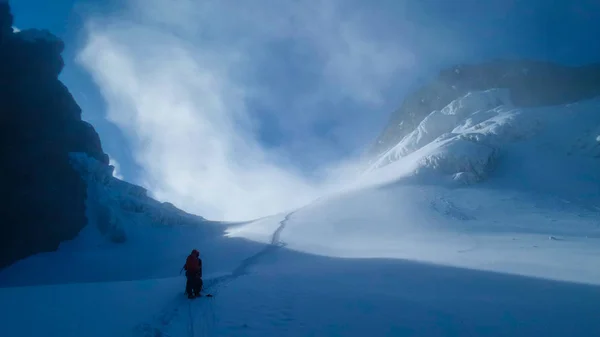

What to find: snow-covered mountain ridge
left=366, top=88, right=600, bottom=188
left=368, top=59, right=600, bottom=160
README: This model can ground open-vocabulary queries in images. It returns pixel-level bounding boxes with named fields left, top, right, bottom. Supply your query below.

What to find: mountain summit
left=369, top=59, right=600, bottom=161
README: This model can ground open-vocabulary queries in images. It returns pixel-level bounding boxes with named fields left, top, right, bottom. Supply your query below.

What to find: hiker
left=183, top=249, right=203, bottom=298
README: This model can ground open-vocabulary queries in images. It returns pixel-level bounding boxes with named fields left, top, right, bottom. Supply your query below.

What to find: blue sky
left=11, top=0, right=600, bottom=220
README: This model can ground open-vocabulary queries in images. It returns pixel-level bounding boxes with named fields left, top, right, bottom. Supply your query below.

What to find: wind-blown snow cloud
left=109, top=157, right=124, bottom=180
left=78, top=0, right=418, bottom=221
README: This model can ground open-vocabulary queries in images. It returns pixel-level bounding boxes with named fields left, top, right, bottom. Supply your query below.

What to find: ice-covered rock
left=414, top=138, right=498, bottom=183
left=382, top=89, right=511, bottom=160
left=68, top=152, right=211, bottom=245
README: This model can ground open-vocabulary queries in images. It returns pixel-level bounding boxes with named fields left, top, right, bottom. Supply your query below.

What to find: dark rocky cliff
left=0, top=3, right=108, bottom=268
left=369, top=59, right=600, bottom=159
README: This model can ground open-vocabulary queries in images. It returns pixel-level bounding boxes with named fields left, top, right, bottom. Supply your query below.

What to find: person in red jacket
left=183, top=249, right=203, bottom=298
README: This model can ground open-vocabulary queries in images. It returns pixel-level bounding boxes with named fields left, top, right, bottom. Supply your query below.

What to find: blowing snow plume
left=78, top=0, right=414, bottom=221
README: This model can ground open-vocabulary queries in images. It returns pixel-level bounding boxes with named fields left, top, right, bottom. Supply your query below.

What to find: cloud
left=12, top=26, right=19, bottom=33
left=78, top=0, right=416, bottom=221
left=109, top=157, right=124, bottom=180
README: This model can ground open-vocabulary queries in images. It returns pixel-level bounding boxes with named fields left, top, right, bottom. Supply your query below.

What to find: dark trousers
left=185, top=272, right=203, bottom=295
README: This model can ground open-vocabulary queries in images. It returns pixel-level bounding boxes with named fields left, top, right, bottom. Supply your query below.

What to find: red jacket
left=184, top=254, right=202, bottom=276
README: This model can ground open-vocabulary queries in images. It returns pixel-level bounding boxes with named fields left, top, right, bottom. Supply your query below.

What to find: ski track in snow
left=133, top=211, right=296, bottom=337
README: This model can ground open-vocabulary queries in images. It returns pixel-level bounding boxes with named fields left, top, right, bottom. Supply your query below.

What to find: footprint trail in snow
left=133, top=211, right=295, bottom=337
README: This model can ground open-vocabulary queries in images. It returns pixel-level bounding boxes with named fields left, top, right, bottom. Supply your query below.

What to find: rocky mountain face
left=0, top=3, right=109, bottom=268
left=369, top=59, right=600, bottom=160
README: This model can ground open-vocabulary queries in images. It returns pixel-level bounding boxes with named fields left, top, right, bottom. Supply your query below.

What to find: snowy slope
left=224, top=90, right=600, bottom=335
left=235, top=90, right=600, bottom=285
left=2, top=90, right=600, bottom=336
left=0, top=154, right=277, bottom=336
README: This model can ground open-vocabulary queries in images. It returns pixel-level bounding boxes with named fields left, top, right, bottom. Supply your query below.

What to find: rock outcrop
left=369, top=59, right=600, bottom=159
left=0, top=3, right=108, bottom=268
